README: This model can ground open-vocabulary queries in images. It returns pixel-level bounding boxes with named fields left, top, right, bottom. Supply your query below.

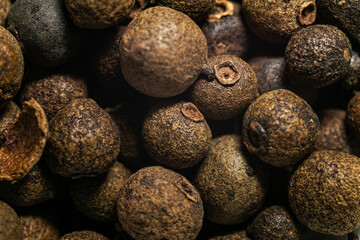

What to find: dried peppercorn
left=60, top=231, right=109, bottom=240
left=0, top=200, right=23, bottom=240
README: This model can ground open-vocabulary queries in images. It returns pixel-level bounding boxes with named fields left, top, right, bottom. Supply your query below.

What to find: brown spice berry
left=0, top=99, right=48, bottom=183
left=247, top=205, right=300, bottom=240
left=208, top=230, right=251, bottom=240
left=0, top=25, right=24, bottom=108
left=201, top=0, right=250, bottom=58
left=65, top=0, right=135, bottom=29
left=346, top=93, right=360, bottom=137
left=288, top=150, right=360, bottom=235
left=285, top=24, right=352, bottom=88
left=190, top=55, right=258, bottom=120
left=20, top=210, right=59, bottom=240
left=0, top=165, right=57, bottom=207
left=316, top=109, right=350, bottom=152
left=242, top=89, right=320, bottom=167
left=142, top=101, right=212, bottom=169
left=0, top=0, right=11, bottom=26
left=0, top=101, right=20, bottom=144
left=45, top=98, right=121, bottom=178
left=60, top=230, right=109, bottom=240
left=0, top=200, right=23, bottom=240
left=193, top=134, right=268, bottom=224
left=343, top=50, right=360, bottom=91
left=154, top=0, right=215, bottom=21
left=69, top=161, right=131, bottom=222
left=117, top=166, right=204, bottom=240
left=19, top=73, right=88, bottom=120
left=120, top=6, right=207, bottom=98
left=242, top=0, right=316, bottom=43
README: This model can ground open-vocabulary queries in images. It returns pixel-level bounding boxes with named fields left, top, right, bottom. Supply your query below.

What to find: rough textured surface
left=191, top=55, right=258, bottom=120
left=20, top=210, right=59, bottom=240
left=316, top=109, right=350, bottom=152
left=0, top=200, right=23, bottom=240
left=194, top=134, right=268, bottom=224
left=19, top=73, right=88, bottom=120
left=285, top=25, right=352, bottom=88
left=7, top=0, right=83, bottom=67
left=142, top=101, right=212, bottom=169
left=0, top=99, right=48, bottom=183
left=117, top=166, right=204, bottom=240
left=60, top=230, right=109, bottom=240
left=70, top=161, right=131, bottom=222
left=208, top=230, right=251, bottom=240
left=120, top=6, right=207, bottom=97
left=45, top=98, right=121, bottom=178
left=201, top=1, right=249, bottom=58
left=0, top=26, right=24, bottom=108
left=242, top=0, right=316, bottom=43
left=248, top=56, right=287, bottom=95
left=0, top=101, right=20, bottom=143
left=0, top=0, right=11, bottom=25
left=242, top=89, right=320, bottom=167
left=65, top=0, right=135, bottom=29
left=346, top=93, right=360, bottom=136
left=288, top=150, right=360, bottom=235
left=317, top=0, right=360, bottom=44
left=155, top=0, right=215, bottom=21
left=247, top=205, right=300, bottom=240
left=0, top=165, right=57, bottom=206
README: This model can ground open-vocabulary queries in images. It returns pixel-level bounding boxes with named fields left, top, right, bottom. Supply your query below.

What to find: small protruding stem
left=207, top=0, right=235, bottom=23
left=298, top=1, right=316, bottom=26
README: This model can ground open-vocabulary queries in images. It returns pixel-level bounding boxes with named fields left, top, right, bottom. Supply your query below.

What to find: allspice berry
left=20, top=210, right=59, bottom=240
left=60, top=231, right=109, bottom=240
left=154, top=0, right=215, bottom=21
left=117, top=166, right=204, bottom=240
left=190, top=55, right=258, bottom=120
left=242, top=89, right=320, bottom=167
left=346, top=93, right=360, bottom=136
left=45, top=98, right=121, bottom=178
left=19, top=73, right=88, bottom=120
left=0, top=26, right=24, bottom=108
left=0, top=165, right=58, bottom=207
left=208, top=231, right=251, bottom=240
left=343, top=50, right=360, bottom=91
left=0, top=200, right=23, bottom=240
left=120, top=6, right=207, bottom=97
left=65, top=0, right=135, bottom=29
left=8, top=0, right=83, bottom=67
left=288, top=150, right=360, bottom=235
left=285, top=25, right=352, bottom=88
left=316, top=109, right=350, bottom=152
left=242, top=0, right=316, bottom=43
left=201, top=1, right=249, bottom=58
left=247, top=206, right=300, bottom=240
left=0, top=0, right=11, bottom=26
left=69, top=161, right=131, bottom=222
left=142, top=101, right=212, bottom=169
left=193, top=134, right=268, bottom=224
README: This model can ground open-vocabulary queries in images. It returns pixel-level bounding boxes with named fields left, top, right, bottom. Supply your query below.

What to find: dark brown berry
left=194, top=134, right=268, bottom=224
left=346, top=93, right=360, bottom=136
left=117, top=166, right=204, bottom=240
left=242, top=0, right=316, bottom=43
left=0, top=0, right=11, bottom=25
left=201, top=1, right=249, bottom=58
left=343, top=50, right=360, bottom=91
left=45, top=98, right=121, bottom=178
left=142, top=101, right=212, bottom=169
left=19, top=73, right=88, bottom=120
left=60, top=231, right=109, bottom=240
left=288, top=150, right=360, bottom=235
left=242, top=89, right=320, bottom=167
left=285, top=25, right=352, bottom=88
left=316, top=109, right=350, bottom=152
left=0, top=26, right=24, bottom=108
left=120, top=6, right=207, bottom=97
left=69, top=161, right=131, bottom=222
left=208, top=230, right=251, bottom=240
left=20, top=210, right=59, bottom=240
left=247, top=206, right=300, bottom=240
left=154, top=0, right=215, bottom=21
left=0, top=165, right=58, bottom=206
left=65, top=0, right=135, bottom=29
left=190, top=55, right=258, bottom=120
left=0, top=200, right=23, bottom=240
